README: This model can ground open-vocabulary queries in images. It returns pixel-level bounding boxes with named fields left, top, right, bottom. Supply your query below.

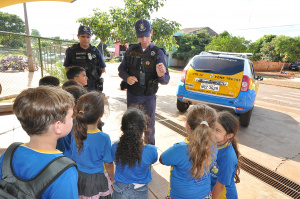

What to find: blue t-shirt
left=211, top=141, right=238, bottom=199
left=57, top=118, right=76, bottom=159
left=0, top=144, right=78, bottom=199
left=161, top=141, right=217, bottom=199
left=71, top=129, right=113, bottom=174
left=111, top=141, right=158, bottom=184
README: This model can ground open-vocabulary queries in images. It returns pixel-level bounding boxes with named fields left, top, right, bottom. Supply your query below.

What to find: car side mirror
left=255, top=76, right=263, bottom=81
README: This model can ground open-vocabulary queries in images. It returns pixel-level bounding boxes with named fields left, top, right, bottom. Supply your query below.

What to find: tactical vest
left=126, top=44, right=160, bottom=96
left=71, top=43, right=101, bottom=83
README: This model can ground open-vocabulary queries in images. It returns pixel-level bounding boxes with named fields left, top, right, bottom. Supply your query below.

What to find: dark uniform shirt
left=64, top=44, right=106, bottom=88
left=118, top=41, right=170, bottom=89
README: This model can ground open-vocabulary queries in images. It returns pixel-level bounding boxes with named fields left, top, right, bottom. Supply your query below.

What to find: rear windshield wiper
left=195, top=69, right=214, bottom=72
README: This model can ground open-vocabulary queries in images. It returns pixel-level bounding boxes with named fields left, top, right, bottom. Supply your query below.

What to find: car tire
left=177, top=99, right=189, bottom=112
left=239, top=108, right=253, bottom=127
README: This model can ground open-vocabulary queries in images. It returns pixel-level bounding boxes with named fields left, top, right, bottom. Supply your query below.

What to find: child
left=66, top=66, right=88, bottom=86
left=57, top=85, right=87, bottom=158
left=111, top=108, right=158, bottom=199
left=71, top=91, right=114, bottom=199
left=160, top=104, right=217, bottom=199
left=39, top=75, right=60, bottom=87
left=62, top=79, right=85, bottom=90
left=211, top=111, right=240, bottom=199
left=0, top=86, right=78, bottom=198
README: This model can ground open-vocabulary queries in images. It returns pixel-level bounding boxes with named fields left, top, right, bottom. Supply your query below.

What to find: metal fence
left=0, top=31, right=75, bottom=99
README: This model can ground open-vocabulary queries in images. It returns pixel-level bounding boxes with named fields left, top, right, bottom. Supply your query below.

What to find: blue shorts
left=112, top=181, right=149, bottom=199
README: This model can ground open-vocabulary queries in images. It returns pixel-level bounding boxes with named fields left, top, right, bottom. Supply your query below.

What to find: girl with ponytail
left=71, top=91, right=114, bottom=199
left=111, top=108, right=158, bottom=199
left=211, top=111, right=240, bottom=199
left=160, top=104, right=217, bottom=199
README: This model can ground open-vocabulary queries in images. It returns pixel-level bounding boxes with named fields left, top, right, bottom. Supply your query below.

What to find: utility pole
left=23, top=3, right=34, bottom=72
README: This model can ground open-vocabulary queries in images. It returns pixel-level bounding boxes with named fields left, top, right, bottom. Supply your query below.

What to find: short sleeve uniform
left=0, top=144, right=78, bottom=199
left=71, top=129, right=113, bottom=174
left=161, top=141, right=217, bottom=199
left=111, top=141, right=158, bottom=184
left=211, top=142, right=238, bottom=199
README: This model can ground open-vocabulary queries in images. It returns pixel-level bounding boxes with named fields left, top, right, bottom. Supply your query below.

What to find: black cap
left=78, top=25, right=92, bottom=36
left=135, top=19, right=151, bottom=38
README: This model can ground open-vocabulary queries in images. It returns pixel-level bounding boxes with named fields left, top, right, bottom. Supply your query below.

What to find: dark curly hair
left=115, top=108, right=147, bottom=168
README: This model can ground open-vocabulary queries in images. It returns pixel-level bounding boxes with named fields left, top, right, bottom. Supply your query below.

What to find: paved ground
left=0, top=64, right=298, bottom=198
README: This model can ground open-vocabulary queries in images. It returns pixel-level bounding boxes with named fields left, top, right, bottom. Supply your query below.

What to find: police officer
left=118, top=19, right=170, bottom=145
left=64, top=25, right=106, bottom=91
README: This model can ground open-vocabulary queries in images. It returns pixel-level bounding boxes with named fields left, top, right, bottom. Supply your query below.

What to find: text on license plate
left=200, top=83, right=220, bottom=91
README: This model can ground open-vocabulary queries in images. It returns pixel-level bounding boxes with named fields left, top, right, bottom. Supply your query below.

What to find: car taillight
left=181, top=65, right=189, bottom=82
left=241, top=75, right=249, bottom=92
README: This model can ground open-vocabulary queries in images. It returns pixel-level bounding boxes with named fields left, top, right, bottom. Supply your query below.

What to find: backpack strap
left=1, top=142, right=22, bottom=180
left=1, top=142, right=77, bottom=198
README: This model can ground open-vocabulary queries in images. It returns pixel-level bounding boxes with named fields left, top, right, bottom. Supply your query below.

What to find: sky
left=0, top=0, right=299, bottom=42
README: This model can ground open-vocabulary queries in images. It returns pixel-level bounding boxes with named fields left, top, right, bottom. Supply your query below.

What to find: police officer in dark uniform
left=118, top=19, right=170, bottom=145
left=64, top=25, right=106, bottom=91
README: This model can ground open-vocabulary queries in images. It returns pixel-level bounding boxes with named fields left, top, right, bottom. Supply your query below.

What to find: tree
left=172, top=29, right=212, bottom=60
left=0, top=11, right=26, bottom=48
left=274, top=35, right=300, bottom=63
left=260, top=39, right=282, bottom=62
left=77, top=0, right=180, bottom=52
left=205, top=31, right=250, bottom=53
left=247, top=34, right=277, bottom=61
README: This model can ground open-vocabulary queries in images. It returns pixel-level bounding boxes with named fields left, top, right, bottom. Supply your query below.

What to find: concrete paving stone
left=276, top=158, right=300, bottom=184
left=236, top=170, right=290, bottom=199
left=149, top=163, right=171, bottom=199
left=238, top=144, right=300, bottom=184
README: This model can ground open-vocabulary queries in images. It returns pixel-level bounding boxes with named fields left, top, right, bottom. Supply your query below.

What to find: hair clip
left=200, top=121, right=209, bottom=127
left=79, top=110, right=84, bottom=114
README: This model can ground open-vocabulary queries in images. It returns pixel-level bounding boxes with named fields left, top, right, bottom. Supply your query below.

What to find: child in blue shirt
left=71, top=91, right=114, bottom=199
left=57, top=85, right=87, bottom=159
left=0, top=86, right=78, bottom=198
left=160, top=104, right=217, bottom=199
left=111, top=108, right=158, bottom=199
left=211, top=111, right=240, bottom=199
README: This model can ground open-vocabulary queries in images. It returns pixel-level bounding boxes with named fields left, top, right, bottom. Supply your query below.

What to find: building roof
left=177, top=27, right=218, bottom=37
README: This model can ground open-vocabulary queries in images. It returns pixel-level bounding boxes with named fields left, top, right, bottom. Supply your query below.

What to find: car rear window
left=191, top=56, right=245, bottom=75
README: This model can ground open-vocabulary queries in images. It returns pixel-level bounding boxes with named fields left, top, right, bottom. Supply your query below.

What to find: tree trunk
left=23, top=3, right=34, bottom=72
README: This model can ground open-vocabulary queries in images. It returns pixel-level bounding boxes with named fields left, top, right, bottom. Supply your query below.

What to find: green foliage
left=205, top=31, right=250, bottom=53
left=274, top=35, right=300, bottom=62
left=151, top=18, right=180, bottom=51
left=76, top=0, right=179, bottom=52
left=172, top=30, right=212, bottom=60
left=0, top=12, right=26, bottom=49
left=45, top=61, right=68, bottom=83
left=260, top=39, right=282, bottom=62
left=247, top=34, right=277, bottom=61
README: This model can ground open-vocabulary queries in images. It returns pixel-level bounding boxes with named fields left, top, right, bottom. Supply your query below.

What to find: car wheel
left=177, top=99, right=189, bottom=112
left=239, top=108, right=253, bottom=127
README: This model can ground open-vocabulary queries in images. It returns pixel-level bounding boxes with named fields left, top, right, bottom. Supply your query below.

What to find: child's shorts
left=112, top=181, right=149, bottom=199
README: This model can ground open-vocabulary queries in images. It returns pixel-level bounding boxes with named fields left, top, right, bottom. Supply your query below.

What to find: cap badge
left=151, top=51, right=156, bottom=56
left=139, top=23, right=146, bottom=31
left=146, top=61, right=150, bottom=65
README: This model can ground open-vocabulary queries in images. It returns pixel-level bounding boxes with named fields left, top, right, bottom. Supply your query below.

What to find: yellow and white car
left=176, top=51, right=260, bottom=127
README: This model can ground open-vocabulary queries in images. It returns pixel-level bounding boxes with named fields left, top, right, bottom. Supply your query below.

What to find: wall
left=253, top=60, right=286, bottom=71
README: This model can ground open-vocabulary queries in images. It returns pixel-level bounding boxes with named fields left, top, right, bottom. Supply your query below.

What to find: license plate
left=200, top=83, right=219, bottom=91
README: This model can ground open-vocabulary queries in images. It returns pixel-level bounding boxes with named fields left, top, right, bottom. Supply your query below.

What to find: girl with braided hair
left=111, top=108, right=158, bottom=199
left=160, top=104, right=217, bottom=199
left=71, top=91, right=114, bottom=199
